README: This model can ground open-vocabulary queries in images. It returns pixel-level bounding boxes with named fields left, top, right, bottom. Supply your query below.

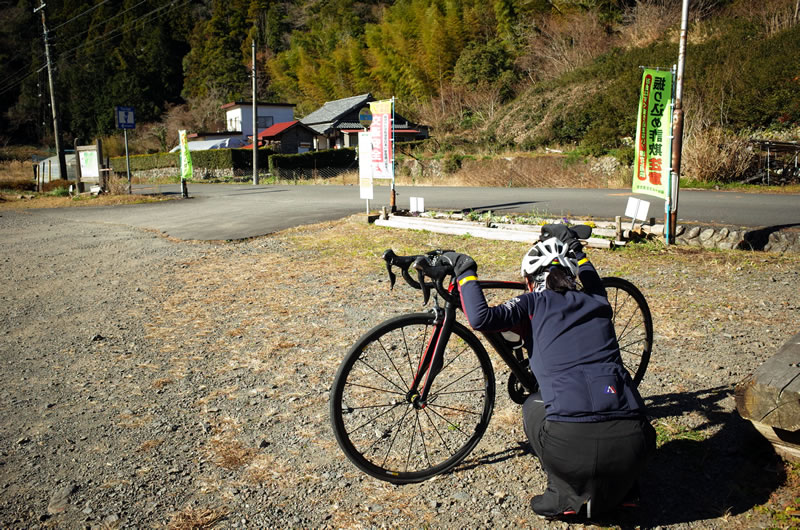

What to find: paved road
left=32, top=183, right=800, bottom=240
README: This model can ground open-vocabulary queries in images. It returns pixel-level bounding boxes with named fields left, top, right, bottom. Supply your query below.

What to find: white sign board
left=358, top=132, right=373, bottom=200
left=78, top=150, right=100, bottom=178
left=625, top=197, right=650, bottom=221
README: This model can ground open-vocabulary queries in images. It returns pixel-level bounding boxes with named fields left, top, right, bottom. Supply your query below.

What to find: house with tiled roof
left=300, top=93, right=428, bottom=150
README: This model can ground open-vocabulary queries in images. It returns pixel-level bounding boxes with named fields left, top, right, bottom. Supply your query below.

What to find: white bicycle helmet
left=520, top=237, right=579, bottom=285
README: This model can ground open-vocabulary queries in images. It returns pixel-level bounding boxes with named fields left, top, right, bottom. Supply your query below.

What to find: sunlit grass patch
left=167, top=505, right=229, bottom=530
left=654, top=419, right=708, bottom=447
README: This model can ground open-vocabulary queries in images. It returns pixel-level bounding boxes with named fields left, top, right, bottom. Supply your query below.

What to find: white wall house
left=221, top=102, right=296, bottom=138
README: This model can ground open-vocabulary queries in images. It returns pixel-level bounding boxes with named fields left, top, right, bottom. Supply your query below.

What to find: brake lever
left=382, top=249, right=398, bottom=290
left=417, top=268, right=431, bottom=305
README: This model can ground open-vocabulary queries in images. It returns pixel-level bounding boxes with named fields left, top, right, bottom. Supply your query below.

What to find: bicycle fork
left=406, top=301, right=456, bottom=408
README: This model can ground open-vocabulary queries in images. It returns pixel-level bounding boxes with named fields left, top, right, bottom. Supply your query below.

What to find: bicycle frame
left=408, top=280, right=537, bottom=407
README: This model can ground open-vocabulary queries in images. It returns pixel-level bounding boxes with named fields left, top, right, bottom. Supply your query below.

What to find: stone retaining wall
left=673, top=224, right=800, bottom=253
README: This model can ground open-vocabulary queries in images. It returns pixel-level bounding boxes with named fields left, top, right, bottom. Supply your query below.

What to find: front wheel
left=602, top=277, right=653, bottom=387
left=330, top=312, right=495, bottom=484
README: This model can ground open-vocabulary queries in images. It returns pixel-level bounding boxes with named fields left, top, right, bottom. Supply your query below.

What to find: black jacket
left=457, top=254, right=646, bottom=422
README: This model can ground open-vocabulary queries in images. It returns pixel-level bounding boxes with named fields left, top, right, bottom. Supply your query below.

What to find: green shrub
left=443, top=153, right=463, bottom=173
left=109, top=148, right=274, bottom=172
left=610, top=146, right=635, bottom=167
left=47, top=186, right=70, bottom=197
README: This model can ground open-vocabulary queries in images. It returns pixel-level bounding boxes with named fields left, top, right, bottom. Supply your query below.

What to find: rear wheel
left=330, top=312, right=495, bottom=484
left=601, top=277, right=653, bottom=386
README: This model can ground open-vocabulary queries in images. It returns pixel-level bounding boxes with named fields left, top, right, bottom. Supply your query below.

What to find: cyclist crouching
left=442, top=227, right=655, bottom=520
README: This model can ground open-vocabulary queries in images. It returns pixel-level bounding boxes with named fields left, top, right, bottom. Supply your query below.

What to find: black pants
left=522, top=393, right=656, bottom=515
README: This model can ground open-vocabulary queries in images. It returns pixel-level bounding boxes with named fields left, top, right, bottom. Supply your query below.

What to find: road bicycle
left=330, top=226, right=653, bottom=484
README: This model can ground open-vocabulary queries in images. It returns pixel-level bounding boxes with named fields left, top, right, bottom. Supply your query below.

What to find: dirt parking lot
left=1, top=208, right=798, bottom=529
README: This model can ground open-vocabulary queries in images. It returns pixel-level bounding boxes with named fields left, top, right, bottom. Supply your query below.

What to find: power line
left=51, top=0, right=114, bottom=32
left=0, top=0, right=189, bottom=96
left=55, top=0, right=192, bottom=63
left=53, top=0, right=150, bottom=50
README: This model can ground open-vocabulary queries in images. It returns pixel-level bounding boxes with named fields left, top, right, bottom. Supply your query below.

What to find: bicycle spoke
left=432, top=388, right=488, bottom=396
left=616, top=319, right=645, bottom=343
left=429, top=365, right=484, bottom=398
left=416, top=411, right=433, bottom=469
left=344, top=381, right=406, bottom=397
left=377, top=335, right=412, bottom=393
left=618, top=337, right=647, bottom=353
left=427, top=402, right=484, bottom=418
left=356, top=355, right=407, bottom=394
left=380, top=405, right=415, bottom=469
left=613, top=305, right=639, bottom=340
left=347, top=400, right=407, bottom=436
left=376, top=339, right=408, bottom=392
left=422, top=406, right=455, bottom=457
left=404, top=412, right=418, bottom=473
left=344, top=401, right=404, bottom=412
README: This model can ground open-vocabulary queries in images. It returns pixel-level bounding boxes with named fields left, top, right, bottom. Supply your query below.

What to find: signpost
left=178, top=130, right=191, bottom=198
left=75, top=140, right=103, bottom=192
left=369, top=99, right=395, bottom=212
left=358, top=132, right=373, bottom=215
left=115, top=106, right=135, bottom=193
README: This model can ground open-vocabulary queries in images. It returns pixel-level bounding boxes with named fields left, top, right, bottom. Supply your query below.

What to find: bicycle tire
left=330, top=312, right=495, bottom=484
left=601, top=277, right=653, bottom=387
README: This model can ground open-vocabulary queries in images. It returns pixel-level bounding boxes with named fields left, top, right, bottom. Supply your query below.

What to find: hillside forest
left=1, top=0, right=799, bottom=183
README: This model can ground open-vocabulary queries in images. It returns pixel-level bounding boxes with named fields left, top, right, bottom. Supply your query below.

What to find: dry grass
left=167, top=506, right=229, bottom=530
left=243, top=453, right=292, bottom=484
left=119, top=213, right=799, bottom=527
left=137, top=439, right=164, bottom=452
left=0, top=161, right=36, bottom=191
left=152, top=377, right=173, bottom=389
left=0, top=190, right=174, bottom=210
left=207, top=436, right=256, bottom=471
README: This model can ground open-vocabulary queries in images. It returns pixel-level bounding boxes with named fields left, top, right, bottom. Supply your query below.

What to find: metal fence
left=270, top=164, right=358, bottom=183
left=750, top=140, right=800, bottom=185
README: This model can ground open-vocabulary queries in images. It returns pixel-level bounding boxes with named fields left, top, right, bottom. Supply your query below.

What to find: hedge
left=268, top=147, right=356, bottom=172
left=109, top=148, right=274, bottom=172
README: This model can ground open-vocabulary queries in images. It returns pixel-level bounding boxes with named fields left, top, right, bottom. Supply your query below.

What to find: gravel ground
left=1, top=208, right=798, bottom=529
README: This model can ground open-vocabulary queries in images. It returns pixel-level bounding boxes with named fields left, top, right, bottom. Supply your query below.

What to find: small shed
left=246, top=121, right=316, bottom=153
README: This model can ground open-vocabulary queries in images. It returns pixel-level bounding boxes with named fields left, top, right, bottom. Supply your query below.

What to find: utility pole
left=252, top=39, right=258, bottom=185
left=35, top=3, right=67, bottom=183
left=668, top=0, right=690, bottom=244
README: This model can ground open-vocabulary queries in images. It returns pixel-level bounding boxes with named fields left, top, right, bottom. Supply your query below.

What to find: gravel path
left=1, top=209, right=798, bottom=529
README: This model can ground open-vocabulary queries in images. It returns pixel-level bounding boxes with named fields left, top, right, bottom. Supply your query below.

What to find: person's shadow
left=600, top=385, right=787, bottom=527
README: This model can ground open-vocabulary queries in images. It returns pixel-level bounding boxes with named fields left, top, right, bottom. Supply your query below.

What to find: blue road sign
left=115, top=106, right=135, bottom=129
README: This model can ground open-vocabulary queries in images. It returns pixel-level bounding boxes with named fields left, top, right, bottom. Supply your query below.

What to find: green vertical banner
left=633, top=69, right=673, bottom=199
left=178, top=129, right=193, bottom=181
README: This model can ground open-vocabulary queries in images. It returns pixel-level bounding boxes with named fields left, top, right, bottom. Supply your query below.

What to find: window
left=257, top=116, right=274, bottom=129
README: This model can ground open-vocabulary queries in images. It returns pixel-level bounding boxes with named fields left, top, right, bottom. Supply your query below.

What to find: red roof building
left=243, top=120, right=317, bottom=153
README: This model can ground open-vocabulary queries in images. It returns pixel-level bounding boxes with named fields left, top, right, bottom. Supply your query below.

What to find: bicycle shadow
left=597, top=385, right=787, bottom=527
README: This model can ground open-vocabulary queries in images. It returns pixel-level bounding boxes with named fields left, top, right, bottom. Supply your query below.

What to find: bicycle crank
left=507, top=373, right=531, bottom=405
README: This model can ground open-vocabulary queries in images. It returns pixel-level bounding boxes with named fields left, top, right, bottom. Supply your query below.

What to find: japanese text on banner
left=633, top=69, right=673, bottom=199
left=178, top=130, right=193, bottom=181
left=369, top=100, right=393, bottom=180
